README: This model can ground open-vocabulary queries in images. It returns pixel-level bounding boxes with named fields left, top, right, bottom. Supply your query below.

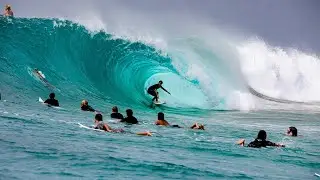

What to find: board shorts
left=147, top=89, right=157, bottom=97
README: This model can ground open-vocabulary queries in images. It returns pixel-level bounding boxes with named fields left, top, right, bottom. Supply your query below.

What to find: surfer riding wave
left=147, top=80, right=171, bottom=103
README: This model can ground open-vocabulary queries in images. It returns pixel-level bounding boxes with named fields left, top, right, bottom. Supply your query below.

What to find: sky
left=2, top=0, right=320, bottom=53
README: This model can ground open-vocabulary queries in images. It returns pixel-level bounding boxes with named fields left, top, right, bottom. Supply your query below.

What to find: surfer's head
left=158, top=112, right=164, bottom=120
left=126, top=109, right=133, bottom=117
left=158, top=80, right=163, bottom=85
left=5, top=5, right=11, bottom=11
left=287, top=127, right=297, bottom=136
left=198, top=124, right=205, bottom=130
left=49, top=93, right=55, bottom=99
left=95, top=113, right=103, bottom=122
left=81, top=100, right=88, bottom=107
left=112, top=106, right=118, bottom=113
left=256, top=130, right=267, bottom=141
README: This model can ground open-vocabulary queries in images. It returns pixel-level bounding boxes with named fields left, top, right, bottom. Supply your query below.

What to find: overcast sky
left=2, top=0, right=320, bottom=53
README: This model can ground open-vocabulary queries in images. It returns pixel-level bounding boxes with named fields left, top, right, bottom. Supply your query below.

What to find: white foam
left=238, top=38, right=320, bottom=102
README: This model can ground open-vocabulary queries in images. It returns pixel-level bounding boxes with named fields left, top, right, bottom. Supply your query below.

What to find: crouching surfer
left=147, top=80, right=171, bottom=103
left=94, top=114, right=152, bottom=136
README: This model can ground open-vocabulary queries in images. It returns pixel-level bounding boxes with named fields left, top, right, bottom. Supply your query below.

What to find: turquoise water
left=0, top=17, right=319, bottom=179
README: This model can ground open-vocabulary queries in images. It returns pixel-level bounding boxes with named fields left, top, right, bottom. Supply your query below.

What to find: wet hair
left=198, top=124, right=205, bottom=130
left=49, top=93, right=55, bottom=99
left=5, top=5, right=11, bottom=10
left=112, top=106, right=118, bottom=113
left=159, top=80, right=163, bottom=84
left=158, top=112, right=164, bottom=120
left=81, top=100, right=88, bottom=106
left=288, top=126, right=298, bottom=136
left=95, top=114, right=103, bottom=121
left=256, top=130, right=267, bottom=141
left=126, top=109, right=133, bottom=116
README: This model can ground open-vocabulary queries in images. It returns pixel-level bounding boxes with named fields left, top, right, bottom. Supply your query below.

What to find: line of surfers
left=42, top=92, right=298, bottom=149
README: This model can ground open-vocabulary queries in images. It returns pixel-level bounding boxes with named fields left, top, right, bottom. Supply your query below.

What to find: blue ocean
left=0, top=16, right=319, bottom=180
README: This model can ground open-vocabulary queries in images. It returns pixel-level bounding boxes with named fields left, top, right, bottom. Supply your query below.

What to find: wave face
left=0, top=17, right=249, bottom=111
left=1, top=17, right=320, bottom=112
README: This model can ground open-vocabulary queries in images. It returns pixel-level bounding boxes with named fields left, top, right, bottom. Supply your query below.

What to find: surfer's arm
left=236, top=139, right=246, bottom=146
left=136, top=131, right=152, bottom=136
left=104, top=124, right=112, bottom=132
left=267, top=141, right=285, bottom=147
left=161, top=86, right=171, bottom=95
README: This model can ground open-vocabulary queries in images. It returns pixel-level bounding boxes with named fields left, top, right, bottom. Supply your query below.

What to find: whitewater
left=1, top=2, right=320, bottom=179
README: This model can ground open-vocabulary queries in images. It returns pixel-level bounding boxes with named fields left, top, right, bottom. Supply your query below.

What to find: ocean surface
left=0, top=16, right=319, bottom=180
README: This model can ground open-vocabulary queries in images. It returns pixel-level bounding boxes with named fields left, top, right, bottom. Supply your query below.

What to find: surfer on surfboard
left=147, top=80, right=170, bottom=103
left=44, top=93, right=59, bottom=107
left=33, top=68, right=55, bottom=89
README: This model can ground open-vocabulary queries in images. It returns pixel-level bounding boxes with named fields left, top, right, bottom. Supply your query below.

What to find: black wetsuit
left=81, top=105, right=95, bottom=112
left=121, top=116, right=138, bottom=124
left=111, top=112, right=124, bottom=120
left=147, top=84, right=161, bottom=97
left=44, top=98, right=59, bottom=107
left=248, top=139, right=277, bottom=148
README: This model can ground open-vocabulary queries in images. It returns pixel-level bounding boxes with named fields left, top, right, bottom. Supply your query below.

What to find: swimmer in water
left=44, top=93, right=59, bottom=107
left=94, top=114, right=152, bottom=136
left=190, top=123, right=205, bottom=130
left=3, top=5, right=13, bottom=17
left=237, top=130, right=285, bottom=148
left=121, top=109, right=138, bottom=124
left=147, top=80, right=171, bottom=103
left=155, top=112, right=182, bottom=128
left=286, top=126, right=298, bottom=136
left=80, top=100, right=95, bottom=112
left=110, top=106, right=124, bottom=120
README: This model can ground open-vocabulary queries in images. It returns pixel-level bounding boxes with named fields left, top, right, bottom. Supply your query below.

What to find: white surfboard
left=39, top=97, right=63, bottom=109
left=154, top=99, right=165, bottom=105
left=78, top=123, right=104, bottom=132
left=315, top=173, right=320, bottom=177
left=38, top=71, right=46, bottom=79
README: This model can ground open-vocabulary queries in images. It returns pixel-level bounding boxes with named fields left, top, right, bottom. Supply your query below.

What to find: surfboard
left=78, top=123, right=104, bottom=132
left=39, top=97, right=63, bottom=109
left=38, top=71, right=46, bottom=79
left=315, top=173, right=320, bottom=177
left=153, top=100, right=165, bottom=105
left=39, top=97, right=44, bottom=103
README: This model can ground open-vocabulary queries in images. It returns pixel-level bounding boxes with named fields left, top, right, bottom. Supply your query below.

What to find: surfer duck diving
left=147, top=80, right=171, bottom=104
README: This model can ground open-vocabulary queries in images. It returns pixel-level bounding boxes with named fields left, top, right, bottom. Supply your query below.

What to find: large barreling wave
left=1, top=16, right=320, bottom=112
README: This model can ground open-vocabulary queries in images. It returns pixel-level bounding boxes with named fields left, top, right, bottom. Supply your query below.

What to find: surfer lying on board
left=44, top=93, right=59, bottom=107
left=33, top=68, right=55, bottom=89
left=94, top=114, right=152, bottom=136
left=81, top=100, right=95, bottom=112
left=237, top=130, right=285, bottom=148
left=155, top=112, right=204, bottom=130
left=147, top=80, right=170, bottom=103
left=155, top=112, right=182, bottom=128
